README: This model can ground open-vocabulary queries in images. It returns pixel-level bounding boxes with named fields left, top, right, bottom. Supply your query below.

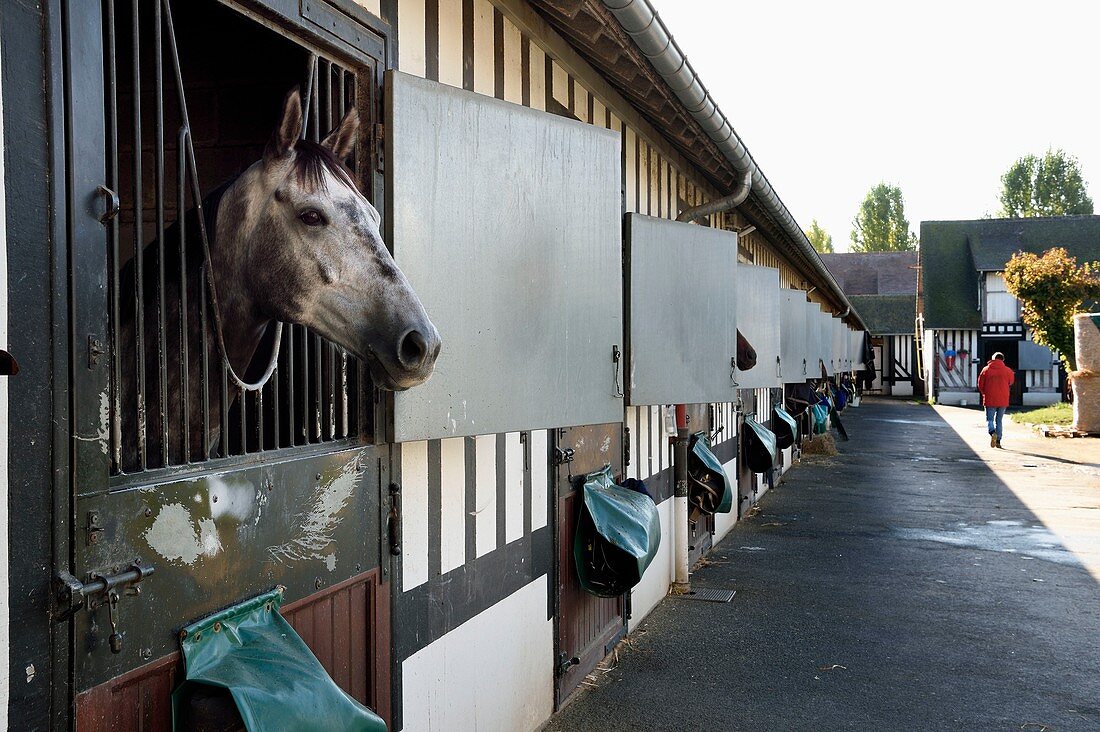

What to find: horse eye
left=299, top=210, right=325, bottom=227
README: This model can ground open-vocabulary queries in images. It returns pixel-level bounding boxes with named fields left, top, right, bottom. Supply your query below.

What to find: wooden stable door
left=554, top=423, right=626, bottom=708
left=59, top=1, right=395, bottom=728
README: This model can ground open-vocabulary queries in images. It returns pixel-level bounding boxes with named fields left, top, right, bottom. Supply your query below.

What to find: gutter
left=601, top=0, right=863, bottom=329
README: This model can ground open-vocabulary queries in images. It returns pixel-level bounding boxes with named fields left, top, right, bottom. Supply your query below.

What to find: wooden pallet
left=1039, top=424, right=1099, bottom=438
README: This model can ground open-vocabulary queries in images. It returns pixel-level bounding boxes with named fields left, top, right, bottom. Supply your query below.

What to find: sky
left=654, top=0, right=1100, bottom=251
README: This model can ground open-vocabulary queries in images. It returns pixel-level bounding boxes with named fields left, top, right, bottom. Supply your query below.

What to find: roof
left=920, top=215, right=1100, bottom=329
left=819, top=252, right=917, bottom=296
left=847, top=294, right=916, bottom=335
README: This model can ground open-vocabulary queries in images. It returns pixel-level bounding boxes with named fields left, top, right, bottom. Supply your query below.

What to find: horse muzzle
left=361, top=322, right=441, bottom=391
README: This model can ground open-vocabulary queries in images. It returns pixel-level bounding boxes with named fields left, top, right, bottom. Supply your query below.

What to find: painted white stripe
left=396, top=0, right=426, bottom=76
left=440, top=437, right=467, bottom=574
left=529, top=43, right=546, bottom=112
left=649, top=405, right=661, bottom=478
left=474, top=434, right=497, bottom=558
left=502, top=16, right=522, bottom=104
left=592, top=97, right=606, bottom=129
left=625, top=406, right=638, bottom=480
left=574, top=84, right=588, bottom=123
left=504, top=432, right=524, bottom=543
left=470, top=433, right=497, bottom=559
left=401, top=441, right=430, bottom=590
left=472, top=0, right=494, bottom=96
left=636, top=406, right=649, bottom=479
left=550, top=60, right=568, bottom=108
left=530, top=430, right=548, bottom=530
left=437, top=0, right=463, bottom=88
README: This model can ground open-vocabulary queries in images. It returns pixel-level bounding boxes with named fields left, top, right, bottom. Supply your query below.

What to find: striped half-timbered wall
left=934, top=329, right=979, bottom=392
left=383, top=1, right=746, bottom=728
left=365, top=1, right=828, bottom=727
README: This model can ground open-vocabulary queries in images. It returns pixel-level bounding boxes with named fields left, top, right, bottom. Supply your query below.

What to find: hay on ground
left=801, top=434, right=838, bottom=456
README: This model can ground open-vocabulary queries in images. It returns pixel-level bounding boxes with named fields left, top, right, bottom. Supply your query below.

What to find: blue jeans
left=985, top=406, right=1006, bottom=439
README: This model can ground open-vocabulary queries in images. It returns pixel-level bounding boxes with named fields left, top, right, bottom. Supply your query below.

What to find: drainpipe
left=676, top=170, right=752, bottom=224
left=672, top=404, right=690, bottom=593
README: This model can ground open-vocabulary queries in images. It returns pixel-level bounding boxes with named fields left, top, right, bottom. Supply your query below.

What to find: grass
left=1011, top=402, right=1072, bottom=426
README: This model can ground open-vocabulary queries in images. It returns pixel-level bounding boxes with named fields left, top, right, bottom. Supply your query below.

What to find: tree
left=850, top=183, right=917, bottom=252
left=999, top=149, right=1094, bottom=218
left=806, top=219, right=834, bottom=253
left=1002, top=247, right=1100, bottom=371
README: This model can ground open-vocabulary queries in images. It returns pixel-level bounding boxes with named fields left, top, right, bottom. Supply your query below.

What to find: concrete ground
left=545, top=398, right=1100, bottom=732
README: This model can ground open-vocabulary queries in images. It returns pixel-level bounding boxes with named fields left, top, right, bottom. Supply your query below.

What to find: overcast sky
left=654, top=0, right=1100, bottom=251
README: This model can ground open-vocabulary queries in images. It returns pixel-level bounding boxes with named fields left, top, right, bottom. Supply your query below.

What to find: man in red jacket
left=977, top=352, right=1015, bottom=448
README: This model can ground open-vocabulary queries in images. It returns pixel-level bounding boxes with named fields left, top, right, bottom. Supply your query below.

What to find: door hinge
left=54, top=560, right=154, bottom=654
left=387, top=481, right=402, bottom=556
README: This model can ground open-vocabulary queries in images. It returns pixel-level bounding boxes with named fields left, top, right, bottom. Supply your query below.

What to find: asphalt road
left=545, top=398, right=1100, bottom=732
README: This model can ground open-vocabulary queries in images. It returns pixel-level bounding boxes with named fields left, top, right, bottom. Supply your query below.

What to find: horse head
left=736, top=329, right=757, bottom=372
left=215, top=88, right=440, bottom=391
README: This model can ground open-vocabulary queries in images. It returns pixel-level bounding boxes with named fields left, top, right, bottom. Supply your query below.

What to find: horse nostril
left=398, top=329, right=429, bottom=370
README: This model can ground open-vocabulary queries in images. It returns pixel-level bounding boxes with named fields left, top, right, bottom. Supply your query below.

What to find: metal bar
left=271, top=361, right=280, bottom=449
left=311, top=64, right=321, bottom=142
left=240, top=384, right=247, bottom=454
left=256, top=385, right=264, bottom=452
left=221, top=365, right=229, bottom=458
left=301, top=54, right=317, bottom=140
left=285, top=327, right=295, bottom=447
left=299, top=326, right=309, bottom=444
left=313, top=333, right=322, bottom=440
left=201, top=262, right=210, bottom=459
left=178, top=128, right=190, bottom=463
left=106, top=0, right=123, bottom=472
left=154, top=0, right=168, bottom=467
left=132, top=0, right=147, bottom=470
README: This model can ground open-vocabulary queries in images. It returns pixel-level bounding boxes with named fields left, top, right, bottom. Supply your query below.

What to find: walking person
left=977, top=352, right=1015, bottom=448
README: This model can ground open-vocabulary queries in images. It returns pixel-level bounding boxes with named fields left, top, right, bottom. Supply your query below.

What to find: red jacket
left=977, top=359, right=1015, bottom=408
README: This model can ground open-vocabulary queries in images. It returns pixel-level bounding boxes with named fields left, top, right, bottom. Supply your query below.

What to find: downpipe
left=673, top=404, right=690, bottom=592
left=676, top=169, right=752, bottom=224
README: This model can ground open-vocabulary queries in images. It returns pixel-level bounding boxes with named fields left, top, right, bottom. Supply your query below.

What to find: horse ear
left=321, top=107, right=359, bottom=160
left=265, top=87, right=303, bottom=163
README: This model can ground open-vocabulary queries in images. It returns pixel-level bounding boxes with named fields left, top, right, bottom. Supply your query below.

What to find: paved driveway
left=545, top=398, right=1100, bottom=731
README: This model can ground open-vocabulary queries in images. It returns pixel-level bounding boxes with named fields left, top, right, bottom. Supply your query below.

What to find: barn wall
left=362, top=0, right=827, bottom=727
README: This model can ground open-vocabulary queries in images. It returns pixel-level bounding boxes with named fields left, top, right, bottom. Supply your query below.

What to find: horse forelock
left=291, top=138, right=358, bottom=194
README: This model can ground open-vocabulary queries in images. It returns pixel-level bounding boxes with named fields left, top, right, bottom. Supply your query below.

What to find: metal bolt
left=144, top=507, right=152, bottom=518
left=140, top=648, right=152, bottom=660
left=315, top=473, right=322, bottom=481
left=212, top=495, right=218, bottom=503
left=355, top=563, right=362, bottom=572
left=315, top=578, right=323, bottom=590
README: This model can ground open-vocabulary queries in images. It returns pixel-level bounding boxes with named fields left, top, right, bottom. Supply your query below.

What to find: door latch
left=387, top=482, right=402, bottom=556
left=553, top=447, right=575, bottom=466
left=557, top=652, right=580, bottom=677
left=55, top=560, right=154, bottom=654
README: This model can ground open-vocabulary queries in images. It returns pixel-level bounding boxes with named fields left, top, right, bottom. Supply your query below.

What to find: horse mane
left=291, top=138, right=356, bottom=192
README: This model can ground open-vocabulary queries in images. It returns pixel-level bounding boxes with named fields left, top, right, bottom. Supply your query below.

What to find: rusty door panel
left=555, top=423, right=625, bottom=708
